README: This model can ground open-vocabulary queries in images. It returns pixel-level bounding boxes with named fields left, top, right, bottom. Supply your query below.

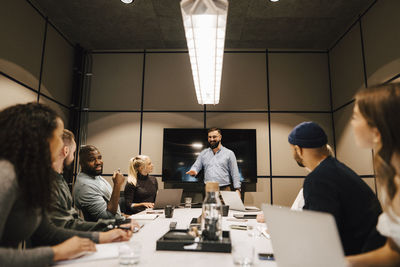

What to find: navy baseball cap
left=288, top=121, right=328, bottom=148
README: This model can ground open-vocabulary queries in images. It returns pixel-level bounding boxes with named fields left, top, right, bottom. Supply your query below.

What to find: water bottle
left=201, top=182, right=222, bottom=241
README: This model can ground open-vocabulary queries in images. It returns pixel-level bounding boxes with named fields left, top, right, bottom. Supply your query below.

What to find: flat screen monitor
left=162, top=128, right=257, bottom=183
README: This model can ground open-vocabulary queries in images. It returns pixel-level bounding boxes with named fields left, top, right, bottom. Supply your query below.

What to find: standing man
left=73, top=145, right=125, bottom=222
left=49, top=130, right=116, bottom=231
left=186, top=128, right=241, bottom=194
left=289, top=121, right=385, bottom=255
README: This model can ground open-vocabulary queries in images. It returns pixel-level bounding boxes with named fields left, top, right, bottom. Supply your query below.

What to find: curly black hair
left=0, top=102, right=59, bottom=211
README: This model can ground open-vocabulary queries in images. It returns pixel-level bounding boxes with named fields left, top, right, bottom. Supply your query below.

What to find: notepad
left=55, top=243, right=119, bottom=265
left=130, top=214, right=159, bottom=220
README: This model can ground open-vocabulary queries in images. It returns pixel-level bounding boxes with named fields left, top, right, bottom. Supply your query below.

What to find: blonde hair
left=127, top=155, right=149, bottom=186
left=310, top=144, right=334, bottom=157
left=326, top=144, right=334, bottom=157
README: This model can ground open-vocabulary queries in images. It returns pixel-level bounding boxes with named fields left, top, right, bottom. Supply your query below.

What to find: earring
left=373, top=136, right=381, bottom=145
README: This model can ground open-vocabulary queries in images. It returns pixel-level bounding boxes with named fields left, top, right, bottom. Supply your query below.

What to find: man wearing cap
left=288, top=121, right=385, bottom=256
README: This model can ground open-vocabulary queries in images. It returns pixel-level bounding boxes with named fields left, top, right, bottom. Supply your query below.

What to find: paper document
left=55, top=242, right=121, bottom=265
left=130, top=214, right=159, bottom=220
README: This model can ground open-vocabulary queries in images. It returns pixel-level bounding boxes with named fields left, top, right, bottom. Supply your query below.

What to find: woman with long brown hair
left=348, top=82, right=400, bottom=266
left=0, top=103, right=131, bottom=266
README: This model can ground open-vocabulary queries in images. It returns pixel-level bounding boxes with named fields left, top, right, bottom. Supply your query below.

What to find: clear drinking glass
left=232, top=242, right=254, bottom=266
left=247, top=222, right=258, bottom=238
left=119, top=243, right=141, bottom=266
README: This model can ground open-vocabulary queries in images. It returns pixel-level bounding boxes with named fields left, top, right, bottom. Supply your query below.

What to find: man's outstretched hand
left=186, top=170, right=197, bottom=176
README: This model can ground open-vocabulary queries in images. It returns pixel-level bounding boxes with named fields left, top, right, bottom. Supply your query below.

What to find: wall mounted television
left=162, top=128, right=257, bottom=184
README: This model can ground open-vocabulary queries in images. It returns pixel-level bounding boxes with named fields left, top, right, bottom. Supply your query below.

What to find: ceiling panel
left=31, top=0, right=375, bottom=50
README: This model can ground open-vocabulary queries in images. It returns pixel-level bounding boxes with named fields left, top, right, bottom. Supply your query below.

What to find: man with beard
left=48, top=130, right=116, bottom=230
left=73, top=145, right=125, bottom=222
left=288, top=121, right=385, bottom=255
left=186, top=127, right=241, bottom=194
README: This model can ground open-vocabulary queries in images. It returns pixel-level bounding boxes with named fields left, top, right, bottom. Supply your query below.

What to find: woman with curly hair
left=124, top=155, right=158, bottom=214
left=348, top=83, right=400, bottom=266
left=0, top=103, right=132, bottom=266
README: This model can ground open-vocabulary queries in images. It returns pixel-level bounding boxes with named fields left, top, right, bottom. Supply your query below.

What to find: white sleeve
left=291, top=188, right=304, bottom=211
left=377, top=211, right=400, bottom=247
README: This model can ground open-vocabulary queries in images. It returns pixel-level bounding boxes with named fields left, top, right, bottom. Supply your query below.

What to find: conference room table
left=55, top=208, right=277, bottom=266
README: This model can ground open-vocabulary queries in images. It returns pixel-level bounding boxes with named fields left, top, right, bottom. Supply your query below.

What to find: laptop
left=262, top=204, right=346, bottom=267
left=220, top=191, right=260, bottom=212
left=153, top=189, right=183, bottom=209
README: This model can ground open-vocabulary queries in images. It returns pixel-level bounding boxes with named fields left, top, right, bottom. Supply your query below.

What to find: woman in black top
left=124, top=155, right=158, bottom=214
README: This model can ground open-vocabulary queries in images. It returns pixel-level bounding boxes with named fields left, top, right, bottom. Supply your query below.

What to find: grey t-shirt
left=73, top=172, right=124, bottom=222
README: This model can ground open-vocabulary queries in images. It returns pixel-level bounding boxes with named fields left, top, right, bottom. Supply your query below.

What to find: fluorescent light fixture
left=191, top=142, right=203, bottom=149
left=180, top=0, right=228, bottom=105
left=121, top=0, right=133, bottom=3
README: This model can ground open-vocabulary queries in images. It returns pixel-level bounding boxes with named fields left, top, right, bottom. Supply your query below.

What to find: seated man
left=48, top=129, right=115, bottom=230
left=73, top=145, right=125, bottom=222
left=288, top=121, right=385, bottom=255
left=256, top=145, right=336, bottom=222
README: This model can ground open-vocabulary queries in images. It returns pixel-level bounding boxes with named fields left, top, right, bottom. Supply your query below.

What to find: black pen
left=118, top=224, right=143, bottom=232
left=146, top=211, right=163, bottom=214
left=116, top=225, right=131, bottom=231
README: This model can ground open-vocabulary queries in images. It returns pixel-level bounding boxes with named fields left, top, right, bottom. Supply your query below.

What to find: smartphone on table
left=258, top=253, right=274, bottom=261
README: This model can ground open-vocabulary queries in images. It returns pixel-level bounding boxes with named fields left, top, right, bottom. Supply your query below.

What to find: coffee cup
left=164, top=205, right=174, bottom=218
left=222, top=205, right=229, bottom=217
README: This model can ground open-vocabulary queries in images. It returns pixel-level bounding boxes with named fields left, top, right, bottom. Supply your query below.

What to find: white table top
left=55, top=208, right=276, bottom=267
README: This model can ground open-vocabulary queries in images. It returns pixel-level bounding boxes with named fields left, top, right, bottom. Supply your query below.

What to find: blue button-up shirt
left=190, top=145, right=241, bottom=189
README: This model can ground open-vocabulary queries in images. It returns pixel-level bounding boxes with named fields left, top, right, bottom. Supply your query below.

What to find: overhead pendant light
left=180, top=0, right=228, bottom=105
left=121, top=0, right=133, bottom=4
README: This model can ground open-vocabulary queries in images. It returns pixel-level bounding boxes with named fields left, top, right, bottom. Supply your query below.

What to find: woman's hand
left=52, top=236, right=96, bottom=261
left=99, top=229, right=132, bottom=244
left=131, top=202, right=154, bottom=209
left=256, top=213, right=265, bottom=223
left=130, top=219, right=140, bottom=229
left=139, top=202, right=154, bottom=208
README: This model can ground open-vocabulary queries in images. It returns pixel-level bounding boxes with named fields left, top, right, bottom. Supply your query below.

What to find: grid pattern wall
left=0, top=0, right=73, bottom=125
left=2, top=0, right=399, bottom=207
left=329, top=0, right=400, bottom=198
left=84, top=50, right=333, bottom=207
left=81, top=1, right=400, bottom=207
